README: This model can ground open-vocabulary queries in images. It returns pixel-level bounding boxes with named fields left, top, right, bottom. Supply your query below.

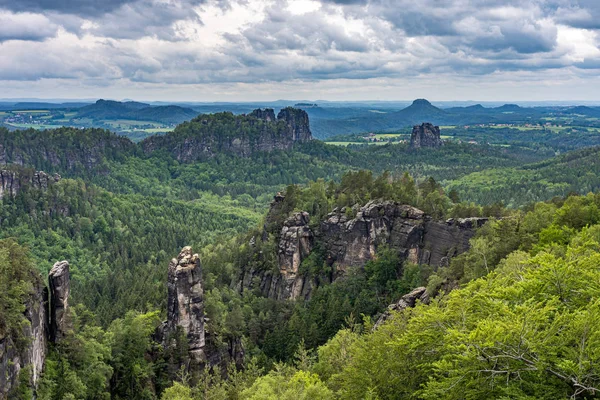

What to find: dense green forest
left=3, top=113, right=600, bottom=399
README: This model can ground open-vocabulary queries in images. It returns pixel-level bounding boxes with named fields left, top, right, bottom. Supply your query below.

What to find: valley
left=2, top=104, right=600, bottom=399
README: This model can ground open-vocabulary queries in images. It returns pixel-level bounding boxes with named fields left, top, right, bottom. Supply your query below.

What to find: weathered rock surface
left=238, top=200, right=487, bottom=302
left=49, top=261, right=70, bottom=343
left=373, top=287, right=430, bottom=330
left=0, top=169, right=60, bottom=199
left=0, top=278, right=48, bottom=399
left=158, top=247, right=244, bottom=375
left=163, top=247, right=206, bottom=367
left=410, top=122, right=443, bottom=148
left=322, top=201, right=486, bottom=273
left=140, top=107, right=312, bottom=162
left=277, top=212, right=314, bottom=300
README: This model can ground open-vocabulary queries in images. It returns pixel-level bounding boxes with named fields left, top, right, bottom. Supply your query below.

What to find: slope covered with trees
left=2, top=109, right=600, bottom=399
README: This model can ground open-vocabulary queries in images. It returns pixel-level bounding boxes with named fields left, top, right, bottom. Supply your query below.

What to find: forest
left=3, top=111, right=600, bottom=399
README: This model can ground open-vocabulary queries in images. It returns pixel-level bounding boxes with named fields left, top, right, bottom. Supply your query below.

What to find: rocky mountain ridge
left=140, top=107, right=312, bottom=162
left=237, top=197, right=487, bottom=302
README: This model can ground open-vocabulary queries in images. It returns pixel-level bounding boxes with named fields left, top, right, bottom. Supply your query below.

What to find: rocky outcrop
left=0, top=281, right=47, bottom=399
left=48, top=261, right=70, bottom=343
left=158, top=247, right=244, bottom=376
left=277, top=107, right=312, bottom=142
left=249, top=108, right=276, bottom=122
left=140, top=108, right=313, bottom=162
left=0, top=169, right=60, bottom=199
left=410, top=123, right=443, bottom=149
left=162, top=247, right=206, bottom=368
left=373, top=287, right=430, bottom=329
left=238, top=200, right=487, bottom=302
left=277, top=212, right=314, bottom=300
left=322, top=201, right=486, bottom=274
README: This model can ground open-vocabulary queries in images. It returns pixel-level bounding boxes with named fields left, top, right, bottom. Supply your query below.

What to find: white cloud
left=0, top=0, right=600, bottom=100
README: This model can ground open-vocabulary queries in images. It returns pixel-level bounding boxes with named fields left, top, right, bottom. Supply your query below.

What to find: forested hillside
left=2, top=109, right=600, bottom=399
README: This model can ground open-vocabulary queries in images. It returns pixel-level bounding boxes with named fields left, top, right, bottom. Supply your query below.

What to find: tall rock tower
left=49, top=260, right=70, bottom=343
left=410, top=123, right=443, bottom=149
left=163, top=246, right=206, bottom=368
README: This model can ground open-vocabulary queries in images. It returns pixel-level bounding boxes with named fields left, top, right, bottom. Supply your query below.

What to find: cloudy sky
left=1, top=0, right=600, bottom=101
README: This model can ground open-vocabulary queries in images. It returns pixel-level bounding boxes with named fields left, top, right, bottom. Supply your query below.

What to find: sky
left=1, top=0, right=600, bottom=102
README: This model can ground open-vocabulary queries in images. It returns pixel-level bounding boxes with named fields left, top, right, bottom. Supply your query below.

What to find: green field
left=12, top=110, right=49, bottom=114
left=7, top=123, right=62, bottom=130
left=325, top=141, right=392, bottom=146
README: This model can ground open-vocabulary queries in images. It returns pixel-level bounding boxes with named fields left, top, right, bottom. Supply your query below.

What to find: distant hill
left=76, top=100, right=198, bottom=124
left=384, top=99, right=448, bottom=125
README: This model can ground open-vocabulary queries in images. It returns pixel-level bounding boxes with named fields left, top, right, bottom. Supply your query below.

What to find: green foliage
left=241, top=366, right=334, bottom=400
left=309, top=194, right=600, bottom=400
left=0, top=239, right=39, bottom=349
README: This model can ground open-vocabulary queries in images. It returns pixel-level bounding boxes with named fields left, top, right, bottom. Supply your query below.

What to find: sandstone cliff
left=0, top=280, right=47, bottom=399
left=1, top=259, right=73, bottom=399
left=410, top=122, right=443, bottom=149
left=140, top=107, right=312, bottom=162
left=0, top=169, right=60, bottom=199
left=48, top=261, right=70, bottom=343
left=238, top=199, right=487, bottom=302
left=161, top=246, right=206, bottom=369
left=158, top=246, right=244, bottom=377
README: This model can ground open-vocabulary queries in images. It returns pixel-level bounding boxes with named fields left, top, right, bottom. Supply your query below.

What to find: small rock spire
left=49, top=260, right=70, bottom=342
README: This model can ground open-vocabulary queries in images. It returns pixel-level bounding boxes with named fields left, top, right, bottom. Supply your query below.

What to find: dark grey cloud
left=0, top=0, right=133, bottom=17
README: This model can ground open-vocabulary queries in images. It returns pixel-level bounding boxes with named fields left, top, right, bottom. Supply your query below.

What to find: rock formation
left=1, top=259, right=73, bottom=398
left=49, top=261, right=70, bottom=343
left=322, top=201, right=486, bottom=274
left=277, top=107, right=312, bottom=142
left=249, top=108, right=276, bottom=122
left=277, top=212, right=314, bottom=299
left=0, top=281, right=47, bottom=399
left=158, top=246, right=244, bottom=375
left=238, top=200, right=488, bottom=301
left=373, top=287, right=430, bottom=330
left=410, top=123, right=443, bottom=149
left=160, top=247, right=206, bottom=370
left=0, top=169, right=60, bottom=199
left=140, top=107, right=313, bottom=162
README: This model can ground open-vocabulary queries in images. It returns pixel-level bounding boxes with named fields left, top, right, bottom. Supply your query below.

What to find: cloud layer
left=1, top=0, right=599, bottom=100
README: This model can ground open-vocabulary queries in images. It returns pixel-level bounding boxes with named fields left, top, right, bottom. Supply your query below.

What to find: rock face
left=140, top=107, right=312, bottom=162
left=163, top=247, right=206, bottom=367
left=49, top=261, right=70, bottom=343
left=277, top=212, right=314, bottom=300
left=158, top=246, right=244, bottom=375
left=238, top=200, right=487, bottom=301
left=410, top=123, right=443, bottom=149
left=0, top=281, right=47, bottom=399
left=0, top=169, right=60, bottom=199
left=373, top=287, right=430, bottom=329
left=322, top=201, right=486, bottom=274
